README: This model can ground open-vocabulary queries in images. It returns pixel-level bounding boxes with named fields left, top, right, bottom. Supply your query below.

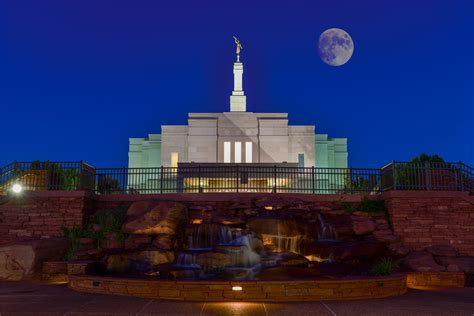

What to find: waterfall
left=318, top=213, right=337, bottom=241
left=177, top=224, right=261, bottom=279
left=228, top=235, right=261, bottom=267
left=176, top=252, right=199, bottom=269
left=261, top=234, right=304, bottom=254
left=188, top=224, right=234, bottom=250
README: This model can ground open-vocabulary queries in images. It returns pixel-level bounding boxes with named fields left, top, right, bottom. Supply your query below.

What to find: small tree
left=394, top=154, right=459, bottom=190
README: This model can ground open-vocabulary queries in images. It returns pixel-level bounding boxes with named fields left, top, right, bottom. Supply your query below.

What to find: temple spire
left=230, top=36, right=246, bottom=112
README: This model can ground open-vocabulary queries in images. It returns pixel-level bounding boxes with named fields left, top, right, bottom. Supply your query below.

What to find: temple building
left=128, top=41, right=348, bottom=192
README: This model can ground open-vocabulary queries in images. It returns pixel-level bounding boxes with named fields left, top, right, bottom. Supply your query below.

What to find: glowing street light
left=12, top=183, right=23, bottom=194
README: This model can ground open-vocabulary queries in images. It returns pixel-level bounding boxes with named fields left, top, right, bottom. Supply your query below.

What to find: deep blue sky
left=1, top=0, right=473, bottom=168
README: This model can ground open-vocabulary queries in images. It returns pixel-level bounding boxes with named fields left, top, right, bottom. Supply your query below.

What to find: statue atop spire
left=230, top=36, right=246, bottom=111
left=233, top=36, right=243, bottom=62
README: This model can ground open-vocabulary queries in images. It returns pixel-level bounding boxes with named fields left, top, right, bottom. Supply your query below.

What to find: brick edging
left=407, top=272, right=465, bottom=288
left=69, top=274, right=407, bottom=301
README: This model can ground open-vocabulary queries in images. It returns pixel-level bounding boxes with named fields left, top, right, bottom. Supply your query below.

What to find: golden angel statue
left=233, top=36, right=243, bottom=62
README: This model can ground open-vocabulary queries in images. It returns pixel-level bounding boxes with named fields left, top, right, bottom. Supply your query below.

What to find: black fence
left=0, top=160, right=472, bottom=195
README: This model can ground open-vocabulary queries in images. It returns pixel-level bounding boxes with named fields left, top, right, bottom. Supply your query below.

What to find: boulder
left=248, top=218, right=310, bottom=237
left=350, top=216, right=376, bottom=235
left=332, top=241, right=385, bottom=261
left=75, top=248, right=103, bottom=260
left=136, top=250, right=175, bottom=266
left=227, top=200, right=253, bottom=210
left=254, top=196, right=299, bottom=210
left=212, top=216, right=246, bottom=226
left=319, top=213, right=353, bottom=236
left=388, top=243, right=411, bottom=257
left=101, top=232, right=124, bottom=250
left=188, top=205, right=214, bottom=212
left=435, top=257, right=474, bottom=274
left=243, top=208, right=259, bottom=216
left=310, top=205, right=333, bottom=212
left=401, top=251, right=445, bottom=272
left=373, top=230, right=400, bottom=243
left=196, top=252, right=233, bottom=268
left=302, top=240, right=385, bottom=262
left=105, top=250, right=175, bottom=274
left=79, top=237, right=96, bottom=246
left=277, top=253, right=309, bottom=267
left=105, top=253, right=133, bottom=273
left=0, top=238, right=69, bottom=281
left=124, top=235, right=151, bottom=250
left=152, top=235, right=175, bottom=250
left=425, top=245, right=459, bottom=257
left=446, top=264, right=460, bottom=272
left=122, top=201, right=187, bottom=235
left=321, top=213, right=377, bottom=237
left=126, top=200, right=153, bottom=217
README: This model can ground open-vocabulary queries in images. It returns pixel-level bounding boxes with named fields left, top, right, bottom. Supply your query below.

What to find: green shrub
left=341, top=197, right=392, bottom=228
left=371, top=258, right=398, bottom=276
left=62, top=225, right=96, bottom=261
left=89, top=206, right=128, bottom=243
left=341, top=197, right=386, bottom=213
left=96, top=175, right=122, bottom=194
left=62, top=206, right=129, bottom=260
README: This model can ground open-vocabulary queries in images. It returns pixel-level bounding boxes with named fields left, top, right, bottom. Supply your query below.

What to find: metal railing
left=382, top=161, right=473, bottom=192
left=0, top=161, right=95, bottom=193
left=0, top=160, right=472, bottom=195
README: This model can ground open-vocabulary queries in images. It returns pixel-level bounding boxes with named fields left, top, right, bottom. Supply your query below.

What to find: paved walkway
left=0, top=282, right=473, bottom=315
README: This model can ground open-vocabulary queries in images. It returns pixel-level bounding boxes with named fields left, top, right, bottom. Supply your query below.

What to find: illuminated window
left=245, top=142, right=252, bottom=163
left=171, top=152, right=179, bottom=168
left=298, top=153, right=305, bottom=168
left=235, top=142, right=242, bottom=163
left=224, top=142, right=231, bottom=163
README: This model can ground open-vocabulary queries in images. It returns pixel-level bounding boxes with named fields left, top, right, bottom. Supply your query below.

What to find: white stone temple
left=128, top=43, right=348, bottom=173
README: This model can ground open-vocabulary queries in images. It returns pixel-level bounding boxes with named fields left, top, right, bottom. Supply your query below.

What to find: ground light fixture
left=232, top=286, right=243, bottom=291
left=12, top=183, right=23, bottom=194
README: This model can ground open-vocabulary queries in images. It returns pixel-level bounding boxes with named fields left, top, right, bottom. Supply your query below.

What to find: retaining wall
left=69, top=274, right=407, bottom=301
left=407, top=272, right=465, bottom=288
left=0, top=191, right=93, bottom=245
left=2, top=191, right=473, bottom=256
left=383, top=191, right=474, bottom=256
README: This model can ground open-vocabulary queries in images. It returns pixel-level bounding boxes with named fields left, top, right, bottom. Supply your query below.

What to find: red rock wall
left=383, top=191, right=474, bottom=256
left=0, top=191, right=93, bottom=245
left=93, top=192, right=365, bottom=210
left=2, top=190, right=473, bottom=258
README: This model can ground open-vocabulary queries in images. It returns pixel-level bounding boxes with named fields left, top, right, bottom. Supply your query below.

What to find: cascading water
left=187, top=224, right=233, bottom=250
left=176, top=224, right=262, bottom=279
left=175, top=252, right=199, bottom=268
left=228, top=235, right=261, bottom=267
left=223, top=235, right=262, bottom=279
left=261, top=234, right=304, bottom=254
left=318, top=213, right=337, bottom=241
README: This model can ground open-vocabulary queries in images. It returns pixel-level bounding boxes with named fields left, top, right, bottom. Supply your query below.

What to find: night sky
left=1, top=0, right=473, bottom=168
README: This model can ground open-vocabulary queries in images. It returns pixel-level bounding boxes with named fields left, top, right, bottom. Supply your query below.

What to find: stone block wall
left=0, top=191, right=93, bottom=245
left=407, top=272, right=465, bottom=288
left=384, top=191, right=474, bottom=256
left=69, top=274, right=407, bottom=301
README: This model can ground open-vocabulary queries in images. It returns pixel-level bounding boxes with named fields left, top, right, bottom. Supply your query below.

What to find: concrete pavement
left=0, top=282, right=473, bottom=315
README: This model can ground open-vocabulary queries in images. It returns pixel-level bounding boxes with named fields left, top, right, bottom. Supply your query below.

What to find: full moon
left=318, top=28, right=354, bottom=66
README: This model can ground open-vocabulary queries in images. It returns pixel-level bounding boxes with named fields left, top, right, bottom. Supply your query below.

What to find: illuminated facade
left=128, top=50, right=348, bottom=191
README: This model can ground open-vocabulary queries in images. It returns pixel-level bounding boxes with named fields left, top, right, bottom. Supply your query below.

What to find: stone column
left=230, top=62, right=246, bottom=112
